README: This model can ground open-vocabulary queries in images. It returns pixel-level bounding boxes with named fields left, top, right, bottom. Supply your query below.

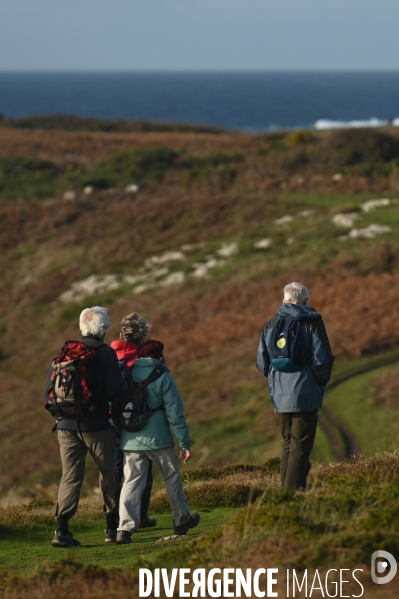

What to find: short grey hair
left=79, top=306, right=111, bottom=337
left=283, top=282, right=309, bottom=305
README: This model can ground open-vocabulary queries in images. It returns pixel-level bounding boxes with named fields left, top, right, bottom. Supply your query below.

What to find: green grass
left=1, top=454, right=398, bottom=598
left=326, top=364, right=399, bottom=456
left=0, top=506, right=235, bottom=573
left=0, top=156, right=61, bottom=198
left=135, top=452, right=399, bottom=572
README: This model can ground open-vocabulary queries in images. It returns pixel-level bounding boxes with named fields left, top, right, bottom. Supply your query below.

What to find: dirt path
left=318, top=350, right=399, bottom=460
left=318, top=408, right=361, bottom=460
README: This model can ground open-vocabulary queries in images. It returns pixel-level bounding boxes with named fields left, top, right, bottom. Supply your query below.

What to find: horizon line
left=1, top=68, right=399, bottom=74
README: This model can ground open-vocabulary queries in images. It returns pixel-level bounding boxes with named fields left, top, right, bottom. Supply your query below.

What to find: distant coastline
left=1, top=71, right=399, bottom=131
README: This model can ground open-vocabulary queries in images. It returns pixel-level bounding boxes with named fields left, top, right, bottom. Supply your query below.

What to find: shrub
left=328, top=129, right=399, bottom=167
left=287, top=130, right=313, bottom=145
left=183, top=459, right=280, bottom=482
left=0, top=156, right=61, bottom=198
left=82, top=146, right=179, bottom=188
left=2, top=113, right=223, bottom=134
left=186, top=151, right=244, bottom=169
left=184, top=152, right=244, bottom=186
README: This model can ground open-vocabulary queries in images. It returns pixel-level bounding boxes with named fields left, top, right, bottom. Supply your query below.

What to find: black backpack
left=45, top=340, right=102, bottom=421
left=112, top=366, right=164, bottom=432
left=268, top=318, right=310, bottom=372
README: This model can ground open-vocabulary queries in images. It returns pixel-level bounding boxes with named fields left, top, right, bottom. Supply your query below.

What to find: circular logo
left=276, top=338, right=286, bottom=349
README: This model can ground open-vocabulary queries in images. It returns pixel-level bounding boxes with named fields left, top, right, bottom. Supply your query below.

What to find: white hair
left=283, top=282, right=309, bottom=305
left=79, top=306, right=111, bottom=337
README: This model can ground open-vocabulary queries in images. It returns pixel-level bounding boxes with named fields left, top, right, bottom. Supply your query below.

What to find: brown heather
left=1, top=125, right=399, bottom=496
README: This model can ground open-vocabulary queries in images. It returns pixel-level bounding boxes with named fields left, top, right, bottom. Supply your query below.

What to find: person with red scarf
left=110, top=323, right=166, bottom=529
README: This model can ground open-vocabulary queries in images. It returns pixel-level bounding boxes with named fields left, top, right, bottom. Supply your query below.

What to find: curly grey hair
left=120, top=312, right=152, bottom=344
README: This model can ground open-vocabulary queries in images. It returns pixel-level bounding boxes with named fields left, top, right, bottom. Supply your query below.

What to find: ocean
left=1, top=71, right=399, bottom=132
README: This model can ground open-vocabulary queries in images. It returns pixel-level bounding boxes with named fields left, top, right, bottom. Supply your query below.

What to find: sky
left=1, top=0, right=399, bottom=72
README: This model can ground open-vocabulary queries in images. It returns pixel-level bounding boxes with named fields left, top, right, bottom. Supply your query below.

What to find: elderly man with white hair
left=45, top=306, right=121, bottom=547
left=256, top=282, right=334, bottom=491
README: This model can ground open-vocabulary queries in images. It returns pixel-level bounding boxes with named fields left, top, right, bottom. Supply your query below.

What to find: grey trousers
left=279, top=411, right=318, bottom=491
left=55, top=428, right=120, bottom=520
left=119, top=448, right=190, bottom=532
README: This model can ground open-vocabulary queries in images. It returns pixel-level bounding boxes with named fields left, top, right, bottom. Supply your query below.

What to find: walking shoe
left=51, top=531, right=81, bottom=547
left=105, top=529, right=117, bottom=543
left=139, top=515, right=157, bottom=528
left=173, top=513, right=200, bottom=536
left=116, top=530, right=132, bottom=544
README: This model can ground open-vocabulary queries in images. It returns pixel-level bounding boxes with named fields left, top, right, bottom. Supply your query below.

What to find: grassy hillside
left=1, top=124, right=399, bottom=502
left=0, top=453, right=398, bottom=598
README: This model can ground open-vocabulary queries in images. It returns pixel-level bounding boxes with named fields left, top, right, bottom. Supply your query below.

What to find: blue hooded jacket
left=256, top=303, right=335, bottom=413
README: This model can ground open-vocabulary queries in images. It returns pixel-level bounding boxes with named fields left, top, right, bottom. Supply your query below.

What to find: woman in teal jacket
left=114, top=313, right=200, bottom=544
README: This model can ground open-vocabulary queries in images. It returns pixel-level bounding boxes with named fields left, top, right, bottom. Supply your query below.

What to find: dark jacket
left=44, top=335, right=121, bottom=432
left=256, top=303, right=335, bottom=413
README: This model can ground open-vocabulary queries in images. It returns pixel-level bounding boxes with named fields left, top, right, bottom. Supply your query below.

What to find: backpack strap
left=137, top=367, right=165, bottom=412
left=138, top=366, right=164, bottom=388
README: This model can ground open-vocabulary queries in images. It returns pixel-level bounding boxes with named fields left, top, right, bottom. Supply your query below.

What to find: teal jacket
left=119, top=357, right=191, bottom=452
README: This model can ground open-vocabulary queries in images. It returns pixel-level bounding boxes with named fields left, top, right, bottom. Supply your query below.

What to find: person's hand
left=180, top=450, right=191, bottom=463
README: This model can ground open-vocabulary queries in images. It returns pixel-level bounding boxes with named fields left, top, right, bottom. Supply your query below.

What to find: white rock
left=180, top=242, right=206, bottom=252
left=144, top=251, right=185, bottom=270
left=83, top=186, right=94, bottom=195
left=296, top=210, right=314, bottom=218
left=217, top=242, right=238, bottom=258
left=191, top=264, right=209, bottom=278
left=151, top=267, right=170, bottom=278
left=204, top=258, right=219, bottom=268
left=133, top=282, right=157, bottom=294
left=159, top=272, right=185, bottom=287
left=59, top=274, right=120, bottom=303
left=361, top=198, right=391, bottom=212
left=274, top=215, right=294, bottom=225
left=332, top=213, right=361, bottom=228
left=191, top=256, right=225, bottom=277
left=339, top=224, right=393, bottom=240
left=332, top=173, right=343, bottom=182
left=254, top=238, right=271, bottom=249
left=125, top=183, right=139, bottom=193
left=155, top=535, right=185, bottom=543
left=63, top=190, right=76, bottom=201
left=287, top=237, right=295, bottom=245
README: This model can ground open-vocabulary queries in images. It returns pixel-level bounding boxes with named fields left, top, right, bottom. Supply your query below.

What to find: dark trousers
left=278, top=410, right=318, bottom=491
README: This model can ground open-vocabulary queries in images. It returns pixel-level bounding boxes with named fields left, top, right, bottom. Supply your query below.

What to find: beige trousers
left=119, top=448, right=190, bottom=532
left=55, top=428, right=119, bottom=520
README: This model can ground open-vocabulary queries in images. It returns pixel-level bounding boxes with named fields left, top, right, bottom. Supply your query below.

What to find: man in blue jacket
left=256, top=282, right=334, bottom=490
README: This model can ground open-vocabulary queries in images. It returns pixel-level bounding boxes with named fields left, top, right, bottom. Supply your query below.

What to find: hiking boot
left=116, top=530, right=132, bottom=544
left=51, top=531, right=81, bottom=547
left=173, top=513, right=200, bottom=536
left=139, top=515, right=157, bottom=528
left=105, top=529, right=117, bottom=543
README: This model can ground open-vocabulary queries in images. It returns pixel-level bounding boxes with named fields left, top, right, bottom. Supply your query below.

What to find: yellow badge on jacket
left=276, top=338, right=286, bottom=349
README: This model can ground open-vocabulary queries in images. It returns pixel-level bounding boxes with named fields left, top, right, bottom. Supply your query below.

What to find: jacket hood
left=132, top=357, right=170, bottom=373
left=110, top=340, right=139, bottom=367
left=277, top=303, right=322, bottom=321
